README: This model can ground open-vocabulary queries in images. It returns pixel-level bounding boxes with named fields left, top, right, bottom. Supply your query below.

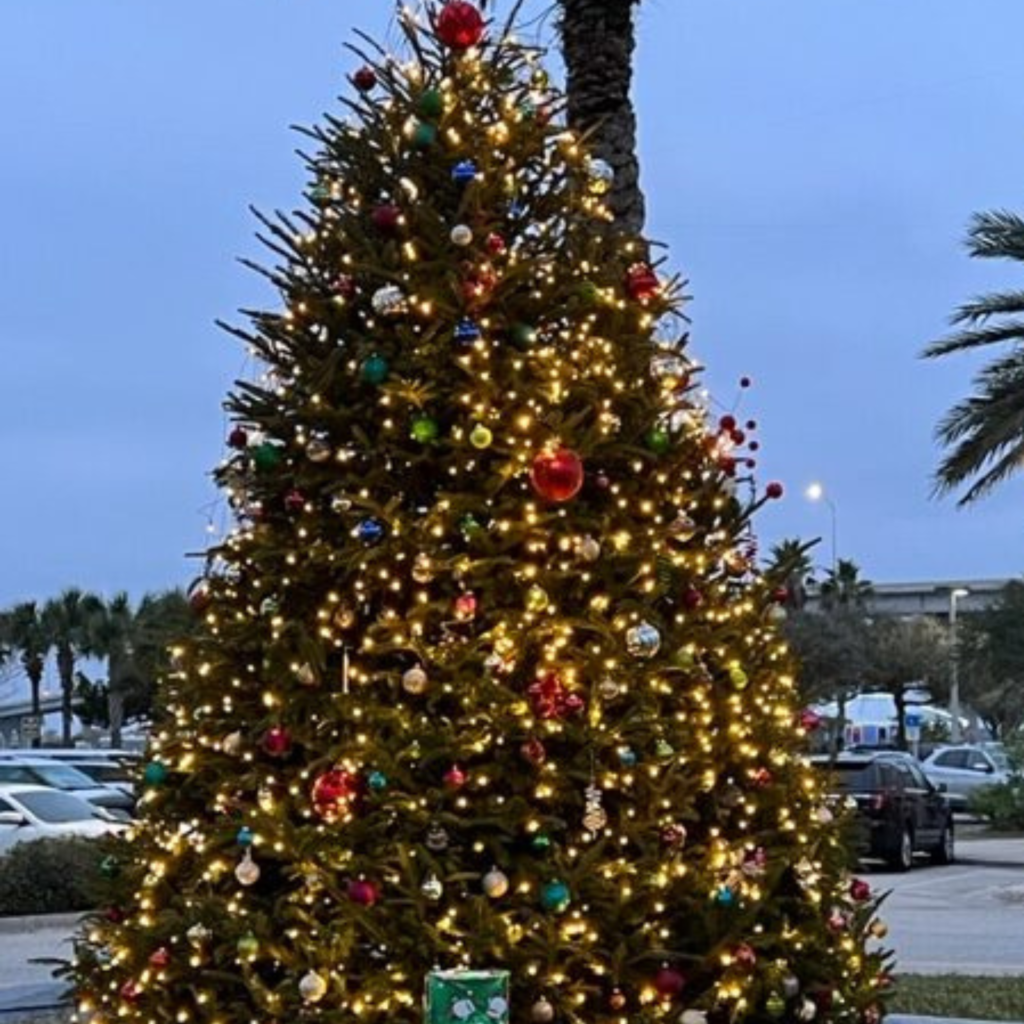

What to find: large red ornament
left=436, top=1, right=486, bottom=50
left=653, top=966, right=685, bottom=999
left=528, top=672, right=585, bottom=720
left=849, top=878, right=872, bottom=902
left=530, top=447, right=585, bottom=503
left=311, top=769, right=361, bottom=821
left=625, top=263, right=661, bottom=302
left=371, top=203, right=402, bottom=235
left=347, top=878, right=380, bottom=906
left=262, top=725, right=292, bottom=758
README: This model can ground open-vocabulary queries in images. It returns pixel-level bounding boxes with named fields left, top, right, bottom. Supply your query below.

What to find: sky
left=2, top=0, right=1023, bottom=615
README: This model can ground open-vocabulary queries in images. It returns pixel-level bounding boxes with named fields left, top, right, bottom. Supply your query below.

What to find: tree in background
left=72, top=6, right=890, bottom=1024
left=42, top=588, right=102, bottom=746
left=765, top=537, right=817, bottom=610
left=924, top=210, right=1024, bottom=504
left=818, top=559, right=871, bottom=612
left=0, top=601, right=51, bottom=747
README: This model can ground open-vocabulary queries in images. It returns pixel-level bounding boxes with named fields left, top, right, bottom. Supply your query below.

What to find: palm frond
left=949, top=290, right=1024, bottom=326
left=967, top=210, right=1024, bottom=261
left=923, top=320, right=1024, bottom=358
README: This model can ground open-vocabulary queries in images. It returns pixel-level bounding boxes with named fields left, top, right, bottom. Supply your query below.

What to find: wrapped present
left=425, top=969, right=510, bottom=1024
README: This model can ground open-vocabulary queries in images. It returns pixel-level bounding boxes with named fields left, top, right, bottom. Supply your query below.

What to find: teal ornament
left=143, top=761, right=168, bottom=787
left=645, top=427, right=672, bottom=455
left=617, top=746, right=638, bottom=768
left=418, top=89, right=444, bottom=119
left=251, top=442, right=283, bottom=473
left=309, top=182, right=331, bottom=204
left=452, top=159, right=478, bottom=186
left=714, top=885, right=736, bottom=906
left=540, top=879, right=571, bottom=913
left=510, top=322, right=537, bottom=348
left=367, top=770, right=388, bottom=792
left=360, top=353, right=389, bottom=385
left=412, top=121, right=437, bottom=148
left=411, top=415, right=440, bottom=443
left=518, top=99, right=537, bottom=120
left=530, top=833, right=552, bottom=853
left=236, top=826, right=254, bottom=847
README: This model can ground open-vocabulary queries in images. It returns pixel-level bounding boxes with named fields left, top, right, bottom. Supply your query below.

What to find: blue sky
left=1, top=0, right=1022, bottom=612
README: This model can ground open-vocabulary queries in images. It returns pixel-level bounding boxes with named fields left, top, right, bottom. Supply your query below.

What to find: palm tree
left=924, top=210, right=1024, bottom=505
left=819, top=558, right=872, bottom=611
left=0, top=602, right=51, bottom=747
left=559, top=0, right=645, bottom=232
left=85, top=592, right=138, bottom=750
left=42, top=588, right=102, bottom=746
left=764, top=537, right=817, bottom=609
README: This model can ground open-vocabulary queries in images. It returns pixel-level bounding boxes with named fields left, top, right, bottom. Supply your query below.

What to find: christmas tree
left=72, top=4, right=892, bottom=1023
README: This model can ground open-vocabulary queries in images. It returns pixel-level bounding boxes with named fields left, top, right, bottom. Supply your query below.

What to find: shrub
left=969, top=778, right=1024, bottom=830
left=0, top=837, right=106, bottom=916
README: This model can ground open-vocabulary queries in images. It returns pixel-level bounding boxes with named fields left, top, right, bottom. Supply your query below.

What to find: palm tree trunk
left=26, top=657, right=43, bottom=750
left=56, top=644, right=74, bottom=747
left=108, top=650, right=126, bottom=750
left=561, top=0, right=645, bottom=233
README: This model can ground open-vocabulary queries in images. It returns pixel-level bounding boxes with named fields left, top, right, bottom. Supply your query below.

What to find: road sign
left=19, top=715, right=41, bottom=740
left=905, top=711, right=923, bottom=729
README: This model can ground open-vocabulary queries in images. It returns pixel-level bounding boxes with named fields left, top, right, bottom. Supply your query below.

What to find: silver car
left=0, top=784, right=126, bottom=853
left=920, top=744, right=1012, bottom=809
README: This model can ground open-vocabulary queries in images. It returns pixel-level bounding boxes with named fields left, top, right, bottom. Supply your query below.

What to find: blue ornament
left=508, top=199, right=527, bottom=219
left=540, top=879, right=571, bottom=913
left=714, top=885, right=736, bottom=906
left=357, top=518, right=386, bottom=544
left=367, top=770, right=388, bottom=792
left=236, top=826, right=254, bottom=847
left=452, top=160, right=478, bottom=186
left=454, top=319, right=481, bottom=346
left=617, top=746, right=638, bottom=768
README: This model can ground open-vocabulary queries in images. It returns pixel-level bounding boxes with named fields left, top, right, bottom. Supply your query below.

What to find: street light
left=948, top=587, right=969, bottom=743
left=806, top=482, right=838, bottom=575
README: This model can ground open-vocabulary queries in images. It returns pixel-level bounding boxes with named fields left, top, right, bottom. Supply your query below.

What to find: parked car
left=0, top=759, right=133, bottom=819
left=812, top=750, right=954, bottom=871
left=920, top=744, right=1013, bottom=809
left=0, top=784, right=126, bottom=853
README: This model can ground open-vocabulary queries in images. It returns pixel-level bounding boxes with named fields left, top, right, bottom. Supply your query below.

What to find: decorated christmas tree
left=72, top=4, right=892, bottom=1023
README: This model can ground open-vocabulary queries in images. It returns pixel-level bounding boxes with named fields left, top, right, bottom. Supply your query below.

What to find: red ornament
left=765, top=481, right=784, bottom=499
left=347, top=878, right=380, bottom=906
left=624, top=262, right=661, bottom=302
left=827, top=908, right=848, bottom=932
left=353, top=66, right=377, bottom=92
left=188, top=580, right=211, bottom=615
left=594, top=472, right=611, bottom=491
left=461, top=264, right=497, bottom=305
left=849, top=878, right=872, bottom=902
left=261, top=725, right=292, bottom=758
left=528, top=672, right=585, bottom=720
left=443, top=764, right=468, bottom=789
left=485, top=232, right=507, bottom=255
left=653, top=966, right=685, bottom=999
left=742, top=846, right=767, bottom=875
left=799, top=707, right=823, bottom=732
left=530, top=447, right=585, bottom=503
left=454, top=592, right=478, bottom=620
left=771, top=586, right=790, bottom=604
left=608, top=989, right=627, bottom=1011
left=371, top=203, right=402, bottom=235
left=863, top=1007, right=882, bottom=1024
left=333, top=274, right=357, bottom=299
left=681, top=587, right=703, bottom=610
left=149, top=947, right=170, bottom=968
left=105, top=906, right=125, bottom=923
left=120, top=980, right=142, bottom=1003
left=733, top=943, right=757, bottom=969
left=751, top=767, right=773, bottom=788
left=228, top=426, right=248, bottom=449
left=719, top=415, right=736, bottom=431
left=436, top=1, right=486, bottom=50
left=311, top=768, right=361, bottom=821
left=660, top=823, right=687, bottom=848
left=521, top=737, right=547, bottom=766
left=284, top=489, right=305, bottom=513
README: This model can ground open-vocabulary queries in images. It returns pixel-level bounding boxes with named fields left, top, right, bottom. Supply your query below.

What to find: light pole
left=806, top=482, right=838, bottom=576
left=948, top=587, right=969, bottom=743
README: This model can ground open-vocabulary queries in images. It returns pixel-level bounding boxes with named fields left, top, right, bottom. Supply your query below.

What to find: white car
left=0, top=785, right=126, bottom=853
left=920, top=744, right=1013, bottom=809
left=0, top=759, right=134, bottom=819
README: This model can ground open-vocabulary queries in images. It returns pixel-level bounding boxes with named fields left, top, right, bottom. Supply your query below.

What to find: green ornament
left=674, top=646, right=697, bottom=669
left=411, top=415, right=440, bottom=443
left=510, top=322, right=537, bottom=348
left=518, top=99, right=537, bottom=120
left=469, top=424, right=493, bottom=449
left=765, top=992, right=786, bottom=1019
left=251, top=442, right=283, bottom=473
left=525, top=585, right=549, bottom=612
left=578, top=280, right=599, bottom=305
left=540, top=879, right=571, bottom=913
left=143, top=761, right=168, bottom=787
left=418, top=89, right=444, bottom=119
left=360, top=354, right=389, bottom=385
left=99, top=855, right=120, bottom=879
left=729, top=666, right=749, bottom=689
left=460, top=514, right=483, bottom=536
left=412, top=121, right=437, bottom=149
left=530, top=833, right=552, bottom=853
left=236, top=933, right=259, bottom=959
left=654, top=739, right=675, bottom=758
left=645, top=427, right=672, bottom=455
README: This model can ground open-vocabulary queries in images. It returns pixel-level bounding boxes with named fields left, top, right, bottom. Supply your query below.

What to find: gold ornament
left=482, top=866, right=510, bottom=898
left=403, top=665, right=429, bottom=695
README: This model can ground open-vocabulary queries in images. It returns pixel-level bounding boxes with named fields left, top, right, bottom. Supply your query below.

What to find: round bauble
left=436, top=1, right=486, bottom=50
left=412, top=121, right=437, bottom=149
left=482, top=866, right=510, bottom=898
left=782, top=976, right=801, bottom=999
left=186, top=924, right=212, bottom=947
left=485, top=232, right=506, bottom=254
left=366, top=770, right=388, bottom=792
left=425, top=822, right=450, bottom=851
left=625, top=262, right=661, bottom=302
left=120, top=980, right=141, bottom=1003
left=149, top=946, right=170, bottom=967
left=311, top=768, right=360, bottom=821
left=235, top=850, right=261, bottom=886
left=679, top=1012, right=708, bottom=1024
left=530, top=447, right=584, bottom=503
left=510, top=322, right=537, bottom=348
left=347, top=878, right=380, bottom=906
left=353, top=66, right=377, bottom=92
left=452, top=159, right=478, bottom=186
left=421, top=873, right=444, bottom=901
left=849, top=878, right=872, bottom=902
left=645, top=426, right=672, bottom=454
left=765, top=481, right=784, bottom=499
left=453, top=592, right=478, bottom=619
left=531, top=998, right=555, bottom=1024
left=418, top=88, right=444, bottom=118
left=412, top=552, right=435, bottom=583
left=625, top=621, right=661, bottom=659
left=454, top=318, right=481, bottom=346
left=284, top=489, right=305, bottom=513
left=235, top=826, right=254, bottom=847
left=237, top=933, right=259, bottom=959
left=660, top=823, right=688, bottom=848
left=227, top=425, right=248, bottom=449
left=654, top=966, right=685, bottom=999
left=585, top=157, right=614, bottom=195
left=450, top=224, right=474, bottom=246
left=520, top=736, right=546, bottom=766
left=402, top=665, right=429, bottom=695
left=356, top=517, right=386, bottom=544
left=252, top=441, right=283, bottom=472
left=371, top=203, right=402, bottom=234
left=299, top=971, right=329, bottom=1003
left=539, top=879, right=571, bottom=913
left=796, top=998, right=818, bottom=1022
left=222, top=731, right=243, bottom=755
left=443, top=764, right=468, bottom=789
left=305, top=436, right=332, bottom=463
left=411, top=415, right=440, bottom=444
left=765, top=992, right=786, bottom=1019
left=372, top=285, right=407, bottom=317
left=143, top=760, right=168, bottom=786
left=261, top=725, right=292, bottom=758
left=525, top=585, right=549, bottom=613
left=469, top=424, right=493, bottom=449
left=608, top=989, right=627, bottom=1012
left=667, top=512, right=697, bottom=543
left=574, top=535, right=601, bottom=562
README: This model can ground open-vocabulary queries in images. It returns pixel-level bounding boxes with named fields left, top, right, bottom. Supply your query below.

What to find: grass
left=891, top=975, right=1024, bottom=1020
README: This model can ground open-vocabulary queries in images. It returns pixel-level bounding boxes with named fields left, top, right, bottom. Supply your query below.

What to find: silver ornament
left=796, top=998, right=817, bottom=1022
left=299, top=970, right=329, bottom=1003
left=782, top=976, right=801, bottom=999
left=306, top=437, right=333, bottom=463
left=402, top=665, right=429, bottom=695
left=371, top=284, right=407, bottom=317
left=221, top=731, right=243, bottom=755
left=450, top=224, right=473, bottom=246
left=575, top=535, right=601, bottom=562
left=421, top=873, right=444, bottom=901
left=597, top=677, right=622, bottom=700
left=679, top=1012, right=708, bottom=1024
left=667, top=513, right=697, bottom=543
left=531, top=998, right=555, bottom=1023
left=186, top=924, right=212, bottom=947
left=582, top=784, right=608, bottom=832
left=234, top=849, right=260, bottom=886
left=295, top=663, right=317, bottom=686
left=585, top=157, right=614, bottom=195
left=482, top=866, right=510, bottom=898
left=425, top=822, right=450, bottom=851
left=625, top=621, right=661, bottom=659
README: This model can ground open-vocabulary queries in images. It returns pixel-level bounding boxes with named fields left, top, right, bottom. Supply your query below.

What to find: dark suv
left=811, top=751, right=954, bottom=871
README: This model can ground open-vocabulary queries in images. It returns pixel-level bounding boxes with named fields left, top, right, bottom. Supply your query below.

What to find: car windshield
left=15, top=789, right=96, bottom=823
left=988, top=751, right=1012, bottom=771
left=29, top=763, right=96, bottom=790
left=817, top=762, right=876, bottom=790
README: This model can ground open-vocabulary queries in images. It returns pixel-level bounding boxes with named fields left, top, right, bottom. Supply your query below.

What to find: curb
left=0, top=915, right=81, bottom=936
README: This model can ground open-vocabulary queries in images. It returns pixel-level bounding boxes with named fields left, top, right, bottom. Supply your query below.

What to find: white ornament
left=796, top=998, right=817, bottom=1022
left=531, top=998, right=555, bottom=1024
left=421, top=873, right=444, bottom=901
left=586, top=157, right=614, bottom=195
left=625, top=621, right=661, bottom=659
left=299, top=970, right=329, bottom=1003
left=482, top=866, right=510, bottom=898
left=452, top=999, right=476, bottom=1020
left=575, top=535, right=601, bottom=562
left=371, top=285, right=407, bottom=316
left=222, top=731, right=243, bottom=755
left=235, top=849, right=260, bottom=886
left=402, top=665, right=429, bottom=695
left=186, top=923, right=211, bottom=947
left=450, top=224, right=474, bottom=246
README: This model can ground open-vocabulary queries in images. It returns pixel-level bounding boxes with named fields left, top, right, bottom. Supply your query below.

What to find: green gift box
left=425, top=969, right=510, bottom=1024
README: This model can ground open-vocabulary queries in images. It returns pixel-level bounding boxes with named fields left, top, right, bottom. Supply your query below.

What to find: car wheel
left=932, top=821, right=955, bottom=865
left=887, top=825, right=914, bottom=872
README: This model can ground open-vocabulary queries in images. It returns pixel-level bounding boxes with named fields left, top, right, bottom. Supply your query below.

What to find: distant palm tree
left=765, top=538, right=817, bottom=609
left=924, top=210, right=1024, bottom=504
left=0, top=602, right=51, bottom=747
left=819, top=558, right=872, bottom=611
left=42, top=588, right=102, bottom=746
left=559, top=0, right=645, bottom=231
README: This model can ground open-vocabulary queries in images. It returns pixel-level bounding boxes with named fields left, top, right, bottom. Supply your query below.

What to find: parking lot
left=867, top=834, right=1024, bottom=974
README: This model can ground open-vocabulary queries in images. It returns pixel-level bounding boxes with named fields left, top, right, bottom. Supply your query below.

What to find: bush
left=0, top=837, right=106, bottom=916
left=969, top=778, right=1024, bottom=830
